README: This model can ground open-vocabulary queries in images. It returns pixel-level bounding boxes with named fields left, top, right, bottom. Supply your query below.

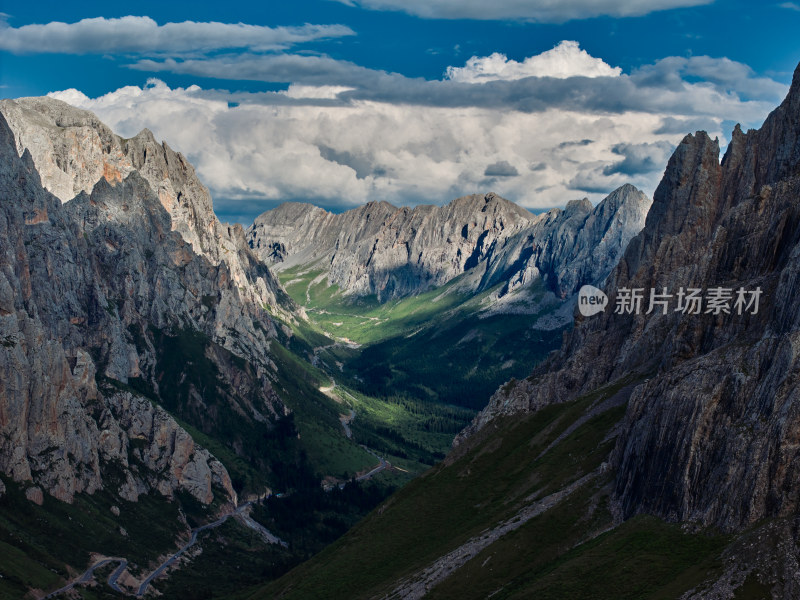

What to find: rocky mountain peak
left=0, top=96, right=292, bottom=320
left=0, top=109, right=246, bottom=506
left=249, top=184, right=650, bottom=305
left=459, top=62, right=800, bottom=534
left=565, top=197, right=592, bottom=212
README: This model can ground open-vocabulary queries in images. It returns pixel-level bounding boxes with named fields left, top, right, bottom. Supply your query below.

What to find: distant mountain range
left=248, top=185, right=650, bottom=308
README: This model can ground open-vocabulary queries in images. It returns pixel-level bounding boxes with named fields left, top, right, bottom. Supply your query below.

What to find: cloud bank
left=47, top=42, right=786, bottom=224
left=0, top=16, right=354, bottom=55
left=445, top=41, right=622, bottom=82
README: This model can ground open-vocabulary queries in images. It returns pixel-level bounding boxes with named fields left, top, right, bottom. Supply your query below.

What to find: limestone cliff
left=0, top=100, right=293, bottom=507
left=460, top=63, right=800, bottom=536
left=247, top=187, right=650, bottom=304
left=0, top=97, right=291, bottom=321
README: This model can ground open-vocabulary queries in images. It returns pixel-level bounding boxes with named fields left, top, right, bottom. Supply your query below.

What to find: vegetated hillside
left=280, top=266, right=564, bottom=411
left=267, top=185, right=650, bottom=411
left=0, top=101, right=409, bottom=598
left=248, top=63, right=800, bottom=600
left=246, top=378, right=730, bottom=600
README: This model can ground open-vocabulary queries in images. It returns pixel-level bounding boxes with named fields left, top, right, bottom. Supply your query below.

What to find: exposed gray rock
left=0, top=97, right=292, bottom=323
left=458, top=62, right=800, bottom=534
left=108, top=391, right=236, bottom=504
left=25, top=486, right=44, bottom=506
left=248, top=187, right=650, bottom=304
left=0, top=102, right=289, bottom=507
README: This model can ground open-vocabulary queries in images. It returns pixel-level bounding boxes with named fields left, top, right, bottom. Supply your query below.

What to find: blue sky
left=1, top=1, right=799, bottom=223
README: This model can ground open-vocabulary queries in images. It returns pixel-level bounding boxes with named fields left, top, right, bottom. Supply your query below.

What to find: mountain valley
left=247, top=61, right=800, bottom=600
left=0, top=95, right=650, bottom=599
left=1, top=58, right=799, bottom=600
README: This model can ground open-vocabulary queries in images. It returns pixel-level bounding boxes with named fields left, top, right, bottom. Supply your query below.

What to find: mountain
left=0, top=100, right=400, bottom=597
left=247, top=186, right=650, bottom=305
left=0, top=98, right=305, bottom=503
left=464, top=61, right=800, bottom=534
left=0, top=97, right=290, bottom=321
left=0, top=108, right=239, bottom=507
left=253, top=63, right=800, bottom=600
left=248, top=185, right=649, bottom=413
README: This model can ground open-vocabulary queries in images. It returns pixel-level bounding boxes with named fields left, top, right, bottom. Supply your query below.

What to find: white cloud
left=44, top=79, right=714, bottom=222
left=46, top=45, right=786, bottom=224
left=333, top=0, right=712, bottom=22
left=445, top=41, right=622, bottom=82
left=124, top=45, right=782, bottom=127
left=635, top=55, right=789, bottom=101
left=283, top=84, right=356, bottom=99
left=0, top=15, right=354, bottom=55
left=779, top=2, right=800, bottom=11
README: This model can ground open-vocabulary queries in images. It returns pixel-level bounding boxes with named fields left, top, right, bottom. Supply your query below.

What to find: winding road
left=40, top=502, right=286, bottom=598
left=356, top=445, right=389, bottom=481
left=44, top=346, right=391, bottom=598
left=318, top=375, right=390, bottom=483
left=43, top=557, right=128, bottom=599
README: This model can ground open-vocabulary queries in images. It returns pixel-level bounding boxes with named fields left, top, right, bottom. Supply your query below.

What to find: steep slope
left=247, top=187, right=650, bottom=304
left=251, top=63, right=800, bottom=600
left=0, top=98, right=321, bottom=496
left=0, top=111, right=239, bottom=507
left=460, top=61, right=800, bottom=534
left=0, top=100, right=381, bottom=598
left=0, top=96, right=290, bottom=322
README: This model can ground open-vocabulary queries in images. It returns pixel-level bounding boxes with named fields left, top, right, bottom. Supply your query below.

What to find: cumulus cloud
left=445, top=41, right=621, bottom=82
left=124, top=43, right=783, bottom=128
left=44, top=80, right=710, bottom=222
left=46, top=43, right=787, bottom=224
left=332, top=0, right=712, bottom=22
left=0, top=15, right=354, bottom=55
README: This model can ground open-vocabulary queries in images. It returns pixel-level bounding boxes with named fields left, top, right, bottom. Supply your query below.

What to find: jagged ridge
left=462, top=63, right=800, bottom=537
left=248, top=186, right=650, bottom=303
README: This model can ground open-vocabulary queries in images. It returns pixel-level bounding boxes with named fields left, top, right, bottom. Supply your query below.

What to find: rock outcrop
left=0, top=97, right=291, bottom=321
left=0, top=100, right=292, bottom=507
left=248, top=187, right=650, bottom=303
left=460, top=63, right=800, bottom=533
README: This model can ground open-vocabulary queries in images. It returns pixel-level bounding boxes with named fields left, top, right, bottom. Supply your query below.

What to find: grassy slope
left=240, top=378, right=731, bottom=600
left=278, top=264, right=563, bottom=424
left=268, top=341, right=376, bottom=480
left=0, top=473, right=223, bottom=599
left=150, top=518, right=299, bottom=600
left=3, top=267, right=492, bottom=598
left=0, top=252, right=568, bottom=598
left=276, top=277, right=482, bottom=477
left=0, top=323, right=384, bottom=599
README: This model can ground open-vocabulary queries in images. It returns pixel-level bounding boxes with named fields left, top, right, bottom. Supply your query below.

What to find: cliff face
left=479, top=184, right=651, bottom=300
left=248, top=187, right=650, bottom=303
left=0, top=101, right=294, bottom=507
left=461, top=63, right=800, bottom=533
left=0, top=97, right=291, bottom=321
